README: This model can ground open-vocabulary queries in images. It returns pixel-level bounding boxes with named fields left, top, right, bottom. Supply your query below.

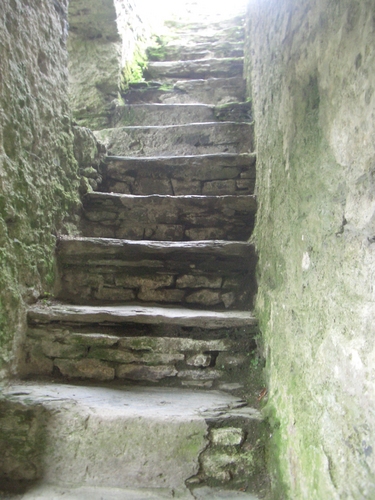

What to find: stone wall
left=0, top=0, right=80, bottom=376
left=247, top=0, right=375, bottom=498
left=68, top=0, right=152, bottom=130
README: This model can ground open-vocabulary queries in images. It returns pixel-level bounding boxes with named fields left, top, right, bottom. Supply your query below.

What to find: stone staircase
left=2, top=9, right=268, bottom=500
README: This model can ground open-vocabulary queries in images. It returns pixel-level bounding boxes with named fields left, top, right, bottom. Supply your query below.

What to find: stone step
left=110, top=102, right=252, bottom=128
left=24, top=316, right=256, bottom=387
left=80, top=193, right=256, bottom=241
left=14, top=484, right=260, bottom=499
left=122, top=77, right=246, bottom=105
left=144, top=57, right=243, bottom=81
left=101, top=153, right=256, bottom=196
left=164, top=18, right=245, bottom=43
left=94, top=122, right=253, bottom=157
left=55, top=238, right=257, bottom=308
left=2, top=383, right=266, bottom=493
left=147, top=40, right=244, bottom=62
left=27, top=303, right=257, bottom=329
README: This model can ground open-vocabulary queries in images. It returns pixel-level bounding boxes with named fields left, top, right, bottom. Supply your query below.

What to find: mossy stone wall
left=0, top=0, right=80, bottom=376
left=246, top=0, right=375, bottom=498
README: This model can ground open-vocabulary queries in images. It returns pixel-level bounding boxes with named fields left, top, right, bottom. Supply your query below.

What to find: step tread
left=3, top=383, right=260, bottom=491
left=105, top=152, right=255, bottom=164
left=28, top=304, right=257, bottom=328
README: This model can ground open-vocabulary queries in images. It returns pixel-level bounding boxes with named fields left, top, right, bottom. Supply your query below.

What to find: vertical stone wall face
left=0, top=0, right=79, bottom=375
left=68, top=0, right=151, bottom=130
left=247, top=0, right=375, bottom=498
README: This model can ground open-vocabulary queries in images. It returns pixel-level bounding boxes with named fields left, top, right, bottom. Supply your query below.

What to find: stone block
left=118, top=337, right=230, bottom=353
left=209, top=428, right=245, bottom=446
left=221, top=292, right=236, bottom=308
left=93, top=287, right=136, bottom=302
left=186, top=354, right=212, bottom=367
left=176, top=275, right=222, bottom=289
left=40, top=340, right=88, bottom=359
left=116, top=364, right=177, bottom=381
left=181, top=380, right=213, bottom=389
left=177, top=369, right=222, bottom=380
left=133, top=178, right=173, bottom=195
left=23, top=344, right=53, bottom=376
left=200, top=452, right=236, bottom=481
left=186, top=290, right=222, bottom=306
left=202, top=180, right=237, bottom=195
left=108, top=181, right=132, bottom=194
left=185, top=228, right=226, bottom=240
left=68, top=333, right=120, bottom=347
left=171, top=179, right=202, bottom=195
left=54, top=358, right=115, bottom=381
left=89, top=347, right=184, bottom=365
left=115, top=274, right=174, bottom=289
left=216, top=353, right=247, bottom=368
left=138, top=289, right=185, bottom=303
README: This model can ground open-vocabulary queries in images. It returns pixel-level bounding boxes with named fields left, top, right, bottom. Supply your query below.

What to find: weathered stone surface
left=178, top=370, right=222, bottom=380
left=116, top=364, right=177, bottom=381
left=94, top=122, right=253, bottom=156
left=0, top=0, right=80, bottom=371
left=40, top=340, right=87, bottom=359
left=210, top=428, right=244, bottom=446
left=88, top=347, right=183, bottom=365
left=55, top=238, right=255, bottom=307
left=216, top=353, right=247, bottom=368
left=176, top=275, right=222, bottom=289
left=186, top=290, right=222, bottom=307
left=123, top=77, right=246, bottom=105
left=4, top=383, right=253, bottom=489
left=249, top=0, right=375, bottom=497
left=81, top=193, right=256, bottom=241
left=186, top=354, right=212, bottom=367
left=103, top=153, right=256, bottom=196
left=148, top=40, right=244, bottom=62
left=28, top=304, right=258, bottom=329
left=118, top=337, right=231, bottom=353
left=54, top=358, right=115, bottom=381
left=145, top=58, right=243, bottom=80
left=111, top=103, right=215, bottom=127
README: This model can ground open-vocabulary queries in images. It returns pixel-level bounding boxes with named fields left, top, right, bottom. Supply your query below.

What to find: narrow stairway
left=3, top=9, right=268, bottom=500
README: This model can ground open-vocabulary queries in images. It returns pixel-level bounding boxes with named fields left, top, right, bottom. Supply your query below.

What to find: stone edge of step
left=27, top=303, right=258, bottom=328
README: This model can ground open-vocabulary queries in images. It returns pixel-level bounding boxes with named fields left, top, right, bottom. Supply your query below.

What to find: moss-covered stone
left=247, top=0, right=375, bottom=497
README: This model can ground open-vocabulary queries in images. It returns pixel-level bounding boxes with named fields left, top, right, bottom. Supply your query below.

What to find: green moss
left=120, top=48, right=148, bottom=92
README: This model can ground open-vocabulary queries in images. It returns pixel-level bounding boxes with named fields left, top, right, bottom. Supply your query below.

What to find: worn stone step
left=111, top=104, right=215, bottom=127
left=2, top=383, right=265, bottom=493
left=101, top=153, right=256, bottom=196
left=147, top=40, right=244, bottom=62
left=55, top=238, right=257, bottom=309
left=24, top=321, right=255, bottom=387
left=122, top=77, right=246, bottom=105
left=164, top=19, right=245, bottom=44
left=94, top=122, right=253, bottom=157
left=110, top=102, right=252, bottom=128
left=27, top=303, right=257, bottom=329
left=144, top=58, right=243, bottom=81
left=81, top=193, right=256, bottom=241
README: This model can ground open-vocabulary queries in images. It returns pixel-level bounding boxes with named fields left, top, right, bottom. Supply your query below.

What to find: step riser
left=110, top=102, right=252, bottom=128
left=145, top=58, right=243, bottom=80
left=123, top=78, right=246, bottom=105
left=148, top=42, right=244, bottom=62
left=81, top=194, right=256, bottom=241
left=94, top=122, right=253, bottom=157
left=56, top=266, right=255, bottom=309
left=24, top=327, right=254, bottom=389
left=102, top=156, right=256, bottom=196
left=56, top=239, right=256, bottom=309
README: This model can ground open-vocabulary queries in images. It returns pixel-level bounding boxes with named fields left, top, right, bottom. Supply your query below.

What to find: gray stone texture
left=55, top=238, right=256, bottom=308
left=0, top=0, right=80, bottom=374
left=123, top=77, right=247, bottom=106
left=248, top=0, right=375, bottom=498
left=102, top=153, right=256, bottom=195
left=94, top=122, right=254, bottom=157
left=81, top=193, right=256, bottom=241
